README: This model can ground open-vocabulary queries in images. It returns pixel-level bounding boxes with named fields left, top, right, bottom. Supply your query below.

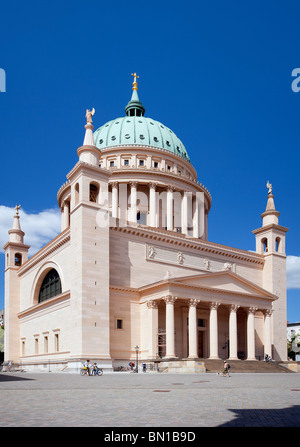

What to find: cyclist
left=83, top=359, right=90, bottom=376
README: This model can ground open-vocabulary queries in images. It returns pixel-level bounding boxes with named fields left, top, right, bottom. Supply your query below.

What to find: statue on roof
left=266, top=181, right=272, bottom=195
left=15, top=204, right=21, bottom=215
left=86, top=108, right=95, bottom=124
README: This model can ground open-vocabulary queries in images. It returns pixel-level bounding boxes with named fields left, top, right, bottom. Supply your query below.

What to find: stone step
left=203, top=359, right=294, bottom=373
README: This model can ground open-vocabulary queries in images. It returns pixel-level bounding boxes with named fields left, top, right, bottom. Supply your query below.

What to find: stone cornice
left=66, top=160, right=110, bottom=182
left=17, top=290, right=70, bottom=319
left=18, top=229, right=70, bottom=276
left=252, top=224, right=289, bottom=235
left=111, top=226, right=264, bottom=265
left=99, top=144, right=196, bottom=173
left=108, top=168, right=212, bottom=208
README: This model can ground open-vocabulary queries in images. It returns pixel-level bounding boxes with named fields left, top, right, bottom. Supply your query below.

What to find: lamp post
left=135, top=345, right=139, bottom=373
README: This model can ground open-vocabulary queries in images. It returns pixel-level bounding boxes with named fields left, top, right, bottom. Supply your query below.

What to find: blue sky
left=0, top=1, right=299, bottom=322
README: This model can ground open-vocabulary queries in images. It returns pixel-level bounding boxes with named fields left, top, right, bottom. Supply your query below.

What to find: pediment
left=172, top=271, right=275, bottom=299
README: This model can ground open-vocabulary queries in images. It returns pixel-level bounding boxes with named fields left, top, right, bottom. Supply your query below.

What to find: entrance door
left=198, top=331, right=204, bottom=358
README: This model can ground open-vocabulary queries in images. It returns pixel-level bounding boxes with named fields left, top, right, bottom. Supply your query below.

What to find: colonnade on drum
left=110, top=181, right=205, bottom=238
left=146, top=298, right=273, bottom=361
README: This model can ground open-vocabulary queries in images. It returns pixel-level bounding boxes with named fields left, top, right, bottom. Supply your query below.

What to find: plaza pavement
left=0, top=371, right=299, bottom=428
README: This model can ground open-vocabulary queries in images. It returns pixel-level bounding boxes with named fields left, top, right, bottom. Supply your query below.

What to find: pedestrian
left=222, top=360, right=230, bottom=377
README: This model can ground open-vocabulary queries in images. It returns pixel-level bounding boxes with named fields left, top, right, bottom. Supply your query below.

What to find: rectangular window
left=54, top=333, right=59, bottom=352
left=139, top=159, right=144, bottom=166
left=44, top=336, right=48, bottom=354
left=35, top=338, right=39, bottom=355
left=124, top=159, right=129, bottom=166
left=116, top=319, right=123, bottom=330
left=153, top=161, right=158, bottom=168
left=110, top=161, right=115, bottom=167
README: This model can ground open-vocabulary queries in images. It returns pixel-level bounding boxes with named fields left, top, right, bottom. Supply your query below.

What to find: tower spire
left=261, top=181, right=280, bottom=226
left=83, top=108, right=96, bottom=146
left=77, top=108, right=101, bottom=166
left=8, top=205, right=25, bottom=244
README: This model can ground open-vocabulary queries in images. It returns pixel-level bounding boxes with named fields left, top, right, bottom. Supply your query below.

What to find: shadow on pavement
left=0, top=373, right=35, bottom=382
left=218, top=405, right=300, bottom=427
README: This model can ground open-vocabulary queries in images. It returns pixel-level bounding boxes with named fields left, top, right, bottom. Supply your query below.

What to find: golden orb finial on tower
left=131, top=72, right=139, bottom=91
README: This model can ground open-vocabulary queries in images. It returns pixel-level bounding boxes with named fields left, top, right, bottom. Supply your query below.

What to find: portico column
left=264, top=309, right=273, bottom=358
left=167, top=186, right=174, bottom=231
left=147, top=300, right=159, bottom=359
left=229, top=305, right=240, bottom=360
left=209, top=302, right=220, bottom=359
left=163, top=295, right=177, bottom=358
left=188, top=299, right=200, bottom=358
left=111, top=182, right=118, bottom=220
left=129, top=181, right=137, bottom=225
left=149, top=183, right=157, bottom=227
left=246, top=307, right=257, bottom=360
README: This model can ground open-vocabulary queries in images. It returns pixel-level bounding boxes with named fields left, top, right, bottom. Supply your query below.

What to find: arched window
left=15, top=253, right=22, bottom=266
left=261, top=238, right=268, bottom=253
left=275, top=237, right=281, bottom=252
left=38, top=269, right=62, bottom=303
left=75, top=183, right=80, bottom=205
left=90, top=183, right=99, bottom=203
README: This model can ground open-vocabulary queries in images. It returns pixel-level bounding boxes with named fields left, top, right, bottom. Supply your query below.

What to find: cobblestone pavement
left=0, top=372, right=299, bottom=428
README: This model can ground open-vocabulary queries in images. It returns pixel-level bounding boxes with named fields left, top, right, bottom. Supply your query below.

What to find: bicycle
left=80, top=366, right=103, bottom=376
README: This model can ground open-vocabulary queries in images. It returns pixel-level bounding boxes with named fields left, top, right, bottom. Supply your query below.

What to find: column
left=129, top=181, right=137, bottom=225
left=192, top=195, right=199, bottom=238
left=229, top=304, right=240, bottom=360
left=264, top=309, right=272, bottom=358
left=188, top=299, right=200, bottom=358
left=182, top=307, right=188, bottom=358
left=147, top=300, right=158, bottom=359
left=167, top=186, right=174, bottom=231
left=149, top=183, right=157, bottom=227
left=163, top=295, right=177, bottom=358
left=209, top=302, right=220, bottom=359
left=62, top=201, right=70, bottom=231
left=246, top=307, right=257, bottom=360
left=181, top=191, right=192, bottom=236
left=111, top=182, right=118, bottom=220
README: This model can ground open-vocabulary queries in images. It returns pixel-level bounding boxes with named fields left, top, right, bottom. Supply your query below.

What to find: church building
left=3, top=74, right=289, bottom=372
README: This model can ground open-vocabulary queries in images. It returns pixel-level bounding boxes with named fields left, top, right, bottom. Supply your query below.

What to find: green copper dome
left=93, top=76, right=190, bottom=162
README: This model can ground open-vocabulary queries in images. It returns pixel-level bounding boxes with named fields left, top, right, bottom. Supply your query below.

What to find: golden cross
left=131, top=72, right=139, bottom=84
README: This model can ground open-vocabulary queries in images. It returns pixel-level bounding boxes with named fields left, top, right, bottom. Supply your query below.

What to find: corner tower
left=67, top=109, right=112, bottom=370
left=253, top=182, right=289, bottom=361
left=3, top=206, right=30, bottom=362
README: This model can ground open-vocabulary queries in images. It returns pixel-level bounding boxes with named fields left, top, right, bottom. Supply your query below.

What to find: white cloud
left=0, top=205, right=61, bottom=256
left=287, top=255, right=300, bottom=289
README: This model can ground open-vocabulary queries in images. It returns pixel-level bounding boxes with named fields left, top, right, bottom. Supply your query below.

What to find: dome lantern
left=125, top=72, right=145, bottom=117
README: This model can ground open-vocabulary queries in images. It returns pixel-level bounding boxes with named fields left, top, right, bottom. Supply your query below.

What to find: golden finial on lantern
left=131, top=72, right=139, bottom=91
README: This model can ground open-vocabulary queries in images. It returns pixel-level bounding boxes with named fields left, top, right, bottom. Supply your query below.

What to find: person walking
left=222, top=361, right=230, bottom=377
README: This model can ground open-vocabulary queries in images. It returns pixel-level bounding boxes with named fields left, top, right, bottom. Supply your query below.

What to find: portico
left=138, top=271, right=276, bottom=362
